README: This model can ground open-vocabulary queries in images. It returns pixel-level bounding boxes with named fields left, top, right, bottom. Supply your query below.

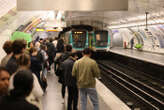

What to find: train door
left=88, top=32, right=94, bottom=48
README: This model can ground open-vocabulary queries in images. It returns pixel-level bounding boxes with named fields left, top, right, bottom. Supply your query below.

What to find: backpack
left=37, top=50, right=44, bottom=63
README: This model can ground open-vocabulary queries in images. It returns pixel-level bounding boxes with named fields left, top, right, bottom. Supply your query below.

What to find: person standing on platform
left=61, top=52, right=78, bottom=110
left=1, top=41, right=13, bottom=67
left=72, top=48, right=100, bottom=110
left=5, top=39, right=27, bottom=75
left=46, top=38, right=56, bottom=71
left=56, top=45, right=72, bottom=99
left=0, top=70, right=39, bottom=110
left=0, top=67, right=10, bottom=97
left=130, top=38, right=134, bottom=49
left=9, top=53, right=43, bottom=110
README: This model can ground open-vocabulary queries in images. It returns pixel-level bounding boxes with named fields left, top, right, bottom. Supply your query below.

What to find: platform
left=110, top=47, right=164, bottom=66
left=42, top=72, right=130, bottom=110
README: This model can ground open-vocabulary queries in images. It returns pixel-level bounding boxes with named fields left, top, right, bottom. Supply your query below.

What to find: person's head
left=70, top=52, right=78, bottom=60
left=12, top=39, right=27, bottom=55
left=39, top=38, right=43, bottom=43
left=54, top=37, right=58, bottom=40
left=35, top=41, right=40, bottom=50
left=82, top=48, right=92, bottom=57
left=29, top=47, right=38, bottom=56
left=3, top=41, right=13, bottom=55
left=40, top=44, right=47, bottom=51
left=0, top=67, right=10, bottom=95
left=49, top=38, right=53, bottom=43
left=10, top=70, right=33, bottom=97
left=17, top=53, right=31, bottom=69
left=65, top=45, right=72, bottom=52
left=28, top=42, right=34, bottom=48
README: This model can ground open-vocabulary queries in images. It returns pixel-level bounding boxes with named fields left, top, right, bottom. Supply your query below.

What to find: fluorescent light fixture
left=56, top=11, right=64, bottom=20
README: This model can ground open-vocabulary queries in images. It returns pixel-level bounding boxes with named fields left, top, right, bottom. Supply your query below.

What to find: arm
left=32, top=74, right=44, bottom=99
left=92, top=62, right=101, bottom=78
left=72, top=62, right=77, bottom=77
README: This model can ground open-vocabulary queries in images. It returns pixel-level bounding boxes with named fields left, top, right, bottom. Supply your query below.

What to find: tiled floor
left=42, top=74, right=65, bottom=110
left=42, top=73, right=110, bottom=110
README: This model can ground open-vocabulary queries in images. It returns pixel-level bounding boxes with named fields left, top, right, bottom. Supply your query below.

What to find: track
left=98, top=61, right=164, bottom=110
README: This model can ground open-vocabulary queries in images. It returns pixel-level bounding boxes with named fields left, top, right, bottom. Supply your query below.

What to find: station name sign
left=17, top=0, right=128, bottom=11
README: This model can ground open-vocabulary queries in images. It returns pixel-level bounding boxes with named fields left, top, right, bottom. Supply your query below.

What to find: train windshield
left=72, top=31, right=87, bottom=48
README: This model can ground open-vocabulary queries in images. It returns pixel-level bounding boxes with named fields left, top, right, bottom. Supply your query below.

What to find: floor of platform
left=42, top=73, right=110, bottom=110
left=110, top=47, right=164, bottom=66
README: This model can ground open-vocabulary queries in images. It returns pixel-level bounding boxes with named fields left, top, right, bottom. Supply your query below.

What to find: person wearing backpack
left=56, top=45, right=72, bottom=99
left=46, top=38, right=56, bottom=71
left=37, top=44, right=48, bottom=92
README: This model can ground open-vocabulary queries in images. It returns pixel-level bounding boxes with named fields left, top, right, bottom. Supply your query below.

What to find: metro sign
left=17, top=0, right=128, bottom=11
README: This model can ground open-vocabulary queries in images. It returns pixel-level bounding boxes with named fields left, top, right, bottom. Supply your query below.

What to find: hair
left=10, top=70, right=33, bottom=97
left=70, top=52, right=78, bottom=57
left=12, top=40, right=27, bottom=54
left=3, top=41, right=13, bottom=54
left=83, top=48, right=92, bottom=55
left=29, top=47, right=37, bottom=55
left=0, top=66, right=9, bottom=75
left=35, top=42, right=40, bottom=49
left=54, top=37, right=58, bottom=40
left=40, top=44, right=47, bottom=51
left=65, top=45, right=72, bottom=52
left=49, top=38, right=53, bottom=42
left=28, top=42, right=33, bottom=48
left=17, top=53, right=30, bottom=67
left=57, top=39, right=64, bottom=52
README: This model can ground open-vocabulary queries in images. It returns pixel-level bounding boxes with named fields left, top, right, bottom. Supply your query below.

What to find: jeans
left=80, top=88, right=99, bottom=110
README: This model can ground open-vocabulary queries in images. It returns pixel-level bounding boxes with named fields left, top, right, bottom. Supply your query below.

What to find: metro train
left=62, top=30, right=110, bottom=51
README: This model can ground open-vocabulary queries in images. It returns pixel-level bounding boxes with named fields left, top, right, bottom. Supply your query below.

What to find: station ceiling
left=0, top=0, right=164, bottom=29
left=65, top=0, right=164, bottom=27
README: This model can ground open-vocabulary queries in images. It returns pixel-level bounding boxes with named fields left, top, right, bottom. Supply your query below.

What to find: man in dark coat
left=46, top=38, right=56, bottom=67
left=56, top=45, right=72, bottom=99
left=61, top=52, right=78, bottom=110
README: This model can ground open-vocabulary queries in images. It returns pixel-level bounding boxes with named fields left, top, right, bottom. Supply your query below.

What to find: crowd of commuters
left=0, top=36, right=101, bottom=110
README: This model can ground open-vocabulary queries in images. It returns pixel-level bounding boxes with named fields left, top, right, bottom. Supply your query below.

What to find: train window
left=72, top=31, right=87, bottom=48
left=96, top=34, right=101, bottom=41
left=95, top=31, right=108, bottom=47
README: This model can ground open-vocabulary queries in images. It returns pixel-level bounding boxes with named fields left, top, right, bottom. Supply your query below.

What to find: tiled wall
left=0, top=0, right=16, bottom=18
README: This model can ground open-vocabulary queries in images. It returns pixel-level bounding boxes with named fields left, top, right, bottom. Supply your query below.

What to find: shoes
left=61, top=98, right=65, bottom=104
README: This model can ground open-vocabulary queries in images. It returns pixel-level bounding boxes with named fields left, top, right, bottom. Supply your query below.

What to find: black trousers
left=67, top=86, right=78, bottom=110
left=62, top=84, right=66, bottom=98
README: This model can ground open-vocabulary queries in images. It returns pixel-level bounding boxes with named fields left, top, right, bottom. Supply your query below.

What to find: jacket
left=61, top=57, right=77, bottom=87
left=72, top=56, right=100, bottom=88
left=5, top=55, right=18, bottom=75
left=0, top=96, right=39, bottom=110
left=9, top=70, right=43, bottom=110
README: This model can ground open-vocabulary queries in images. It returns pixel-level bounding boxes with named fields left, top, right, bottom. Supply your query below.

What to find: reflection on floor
left=42, top=73, right=65, bottom=110
left=42, top=73, right=110, bottom=110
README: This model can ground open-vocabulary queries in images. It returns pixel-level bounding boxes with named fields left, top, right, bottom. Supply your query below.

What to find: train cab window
left=72, top=31, right=87, bottom=48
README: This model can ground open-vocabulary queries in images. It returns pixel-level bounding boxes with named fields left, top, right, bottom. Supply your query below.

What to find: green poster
left=11, top=31, right=32, bottom=43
